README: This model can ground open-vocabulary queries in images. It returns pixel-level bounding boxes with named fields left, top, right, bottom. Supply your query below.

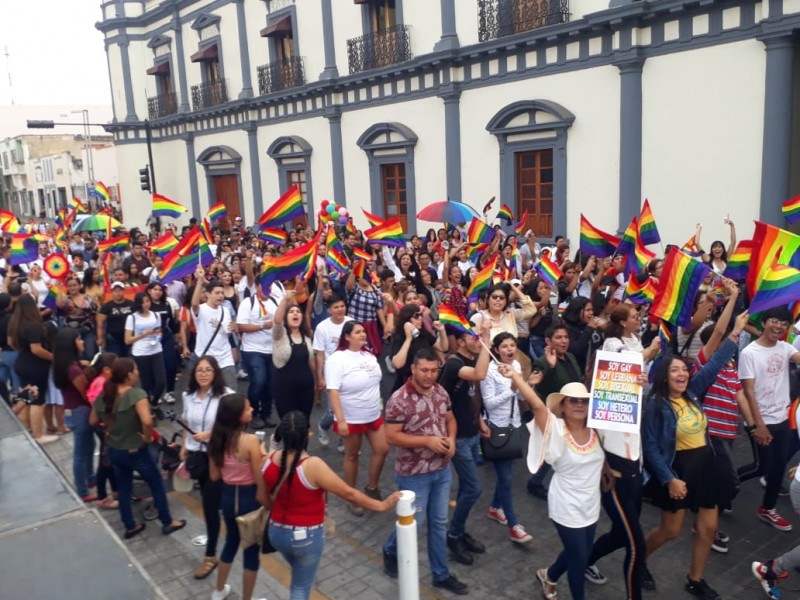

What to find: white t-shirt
left=312, top=316, right=352, bottom=359
left=125, top=311, right=162, bottom=357
left=480, top=360, right=522, bottom=427
left=739, top=340, right=797, bottom=425
left=527, top=414, right=605, bottom=528
left=603, top=335, right=644, bottom=354
left=194, top=302, right=234, bottom=368
left=324, top=349, right=382, bottom=424
left=236, top=295, right=277, bottom=353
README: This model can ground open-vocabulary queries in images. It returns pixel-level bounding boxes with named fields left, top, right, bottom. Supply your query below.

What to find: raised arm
left=725, top=215, right=737, bottom=256
left=701, top=281, right=740, bottom=357
left=501, top=365, right=548, bottom=432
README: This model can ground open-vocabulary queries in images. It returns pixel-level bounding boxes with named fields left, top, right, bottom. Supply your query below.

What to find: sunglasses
left=489, top=294, right=506, bottom=300
left=566, top=397, right=590, bottom=405
left=412, top=313, right=422, bottom=319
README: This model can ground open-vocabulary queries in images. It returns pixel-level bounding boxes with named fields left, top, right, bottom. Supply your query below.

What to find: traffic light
left=139, top=166, right=151, bottom=192
left=26, top=120, right=56, bottom=129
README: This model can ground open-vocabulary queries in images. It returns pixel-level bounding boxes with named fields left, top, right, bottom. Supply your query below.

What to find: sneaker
left=317, top=424, right=330, bottom=447
left=685, top=577, right=721, bottom=599
left=337, top=437, right=345, bottom=453
left=716, top=530, right=730, bottom=543
left=486, top=506, right=508, bottom=526
left=752, top=560, right=787, bottom=599
left=236, top=369, right=248, bottom=380
left=383, top=550, right=398, bottom=578
left=641, top=564, right=657, bottom=591
left=527, top=481, right=548, bottom=500
left=509, top=524, right=532, bottom=543
left=432, top=575, right=468, bottom=595
left=447, top=535, right=474, bottom=565
left=585, top=564, right=608, bottom=584
left=462, top=532, right=486, bottom=554
left=162, top=392, right=176, bottom=404
left=757, top=507, right=793, bottom=532
left=760, top=476, right=767, bottom=488
left=363, top=486, right=382, bottom=501
left=35, top=434, right=59, bottom=445
left=711, top=532, right=729, bottom=554
left=211, top=584, right=231, bottom=600
left=348, top=502, right=364, bottom=517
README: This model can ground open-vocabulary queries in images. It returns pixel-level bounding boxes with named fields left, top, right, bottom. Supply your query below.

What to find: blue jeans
left=448, top=435, right=483, bottom=538
left=220, top=483, right=260, bottom=571
left=548, top=521, right=597, bottom=600
left=529, top=335, right=546, bottom=360
left=241, top=351, right=272, bottom=421
left=65, top=405, right=95, bottom=497
left=81, top=330, right=98, bottom=361
left=384, top=467, right=452, bottom=582
left=491, top=458, right=519, bottom=527
left=108, top=446, right=173, bottom=530
left=0, top=349, right=20, bottom=391
left=269, top=524, right=325, bottom=600
left=318, top=390, right=334, bottom=431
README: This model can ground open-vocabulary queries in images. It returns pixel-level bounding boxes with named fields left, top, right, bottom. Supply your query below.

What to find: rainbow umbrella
left=72, top=214, right=122, bottom=232
left=43, top=253, right=70, bottom=280
left=416, top=200, right=480, bottom=224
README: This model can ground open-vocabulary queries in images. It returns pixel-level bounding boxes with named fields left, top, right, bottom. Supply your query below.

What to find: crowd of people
left=3, top=212, right=800, bottom=600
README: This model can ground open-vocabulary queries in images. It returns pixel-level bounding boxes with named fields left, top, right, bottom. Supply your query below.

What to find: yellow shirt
left=670, top=397, right=707, bottom=451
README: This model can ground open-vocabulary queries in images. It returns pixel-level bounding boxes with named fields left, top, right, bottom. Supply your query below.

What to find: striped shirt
left=693, top=348, right=742, bottom=440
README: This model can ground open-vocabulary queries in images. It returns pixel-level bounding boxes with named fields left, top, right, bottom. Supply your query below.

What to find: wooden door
left=516, top=149, right=553, bottom=238
left=381, top=163, right=407, bottom=232
left=212, top=174, right=240, bottom=232
left=287, top=169, right=308, bottom=228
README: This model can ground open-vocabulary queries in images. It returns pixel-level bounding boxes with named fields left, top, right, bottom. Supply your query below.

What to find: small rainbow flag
left=326, top=227, right=350, bottom=274
left=42, top=284, right=60, bottom=313
left=53, top=225, right=67, bottom=250
left=638, top=199, right=661, bottom=246
left=90, top=182, right=111, bottom=203
left=9, top=234, right=38, bottom=266
left=258, top=228, right=288, bottom=245
left=68, top=197, right=90, bottom=214
left=630, top=226, right=656, bottom=275
left=467, top=217, right=495, bottom=246
left=782, top=195, right=800, bottom=224
left=207, top=201, right=227, bottom=223
left=258, top=229, right=322, bottom=292
left=159, top=227, right=213, bottom=285
left=364, top=217, right=405, bottom=247
left=463, top=243, right=488, bottom=261
left=352, top=259, right=367, bottom=280
left=497, top=204, right=514, bottom=224
left=362, top=208, right=384, bottom=228
left=97, top=235, right=128, bottom=254
left=580, top=215, right=621, bottom=259
left=680, top=236, right=703, bottom=259
left=535, top=253, right=563, bottom=286
left=749, top=258, right=800, bottom=314
left=152, top=193, right=188, bottom=219
left=651, top=247, right=712, bottom=328
left=723, top=240, right=754, bottom=280
left=199, top=217, right=213, bottom=243
left=509, top=238, right=520, bottom=273
left=438, top=304, right=476, bottom=337
left=615, top=216, right=638, bottom=257
left=351, top=246, right=373, bottom=262
left=150, top=232, right=179, bottom=257
left=482, top=196, right=495, bottom=218
left=466, top=257, right=496, bottom=302
left=345, top=219, right=356, bottom=236
left=658, top=320, right=673, bottom=355
left=624, top=273, right=657, bottom=304
left=258, top=185, right=305, bottom=229
left=513, top=210, right=529, bottom=236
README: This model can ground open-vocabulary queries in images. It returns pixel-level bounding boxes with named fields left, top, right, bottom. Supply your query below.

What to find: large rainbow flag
left=159, top=227, right=213, bottom=284
left=9, top=234, right=38, bottom=266
left=536, top=253, right=563, bottom=286
left=466, top=256, right=496, bottom=302
left=152, top=193, right=188, bottom=219
left=651, top=247, right=711, bottom=328
left=258, top=229, right=322, bottom=292
left=746, top=221, right=800, bottom=302
left=467, top=217, right=495, bottom=246
left=438, top=304, right=476, bottom=337
left=579, top=214, right=621, bottom=258
left=364, top=217, right=405, bottom=247
left=150, top=231, right=179, bottom=257
left=749, top=259, right=800, bottom=314
left=258, top=185, right=304, bottom=229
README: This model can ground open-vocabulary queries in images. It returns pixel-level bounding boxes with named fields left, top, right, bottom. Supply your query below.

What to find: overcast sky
left=0, top=2, right=111, bottom=106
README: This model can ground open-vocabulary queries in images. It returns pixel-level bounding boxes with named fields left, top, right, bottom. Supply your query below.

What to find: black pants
left=133, top=353, right=166, bottom=406
left=709, top=436, right=739, bottom=511
left=589, top=475, right=646, bottom=600
left=738, top=420, right=793, bottom=510
left=196, top=466, right=222, bottom=557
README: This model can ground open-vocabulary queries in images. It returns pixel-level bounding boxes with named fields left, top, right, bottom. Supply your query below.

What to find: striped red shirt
left=693, top=348, right=742, bottom=440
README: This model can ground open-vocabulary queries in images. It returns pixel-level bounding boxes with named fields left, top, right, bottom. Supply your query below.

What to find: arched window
left=357, top=122, right=417, bottom=231
left=267, top=136, right=313, bottom=227
left=486, top=100, right=574, bottom=239
left=197, top=145, right=243, bottom=230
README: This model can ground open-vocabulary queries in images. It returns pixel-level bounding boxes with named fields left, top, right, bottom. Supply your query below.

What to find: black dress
left=272, top=334, right=314, bottom=421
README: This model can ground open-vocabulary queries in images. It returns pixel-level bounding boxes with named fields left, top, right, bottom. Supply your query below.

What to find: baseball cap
left=111, top=281, right=125, bottom=289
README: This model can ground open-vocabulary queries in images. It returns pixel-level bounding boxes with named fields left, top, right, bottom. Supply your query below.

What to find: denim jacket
left=642, top=339, right=738, bottom=486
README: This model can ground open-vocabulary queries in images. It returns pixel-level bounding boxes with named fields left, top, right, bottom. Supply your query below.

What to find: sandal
left=537, top=568, right=557, bottom=599
left=162, top=519, right=187, bottom=535
left=193, top=556, right=219, bottom=580
left=124, top=523, right=146, bottom=539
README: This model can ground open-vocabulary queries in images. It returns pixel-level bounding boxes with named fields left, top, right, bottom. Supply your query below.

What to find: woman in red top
left=262, top=411, right=400, bottom=600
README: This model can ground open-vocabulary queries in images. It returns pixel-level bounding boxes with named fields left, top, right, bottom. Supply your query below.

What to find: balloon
left=332, top=211, right=339, bottom=220
left=326, top=205, right=335, bottom=214
left=320, top=199, right=329, bottom=209
left=339, top=207, right=348, bottom=217
left=338, top=216, right=348, bottom=224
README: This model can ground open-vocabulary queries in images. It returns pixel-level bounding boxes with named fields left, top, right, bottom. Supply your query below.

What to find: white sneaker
left=211, top=584, right=230, bottom=600
left=36, top=434, right=59, bottom=445
left=317, top=424, right=330, bottom=447
left=585, top=564, right=608, bottom=584
left=237, top=369, right=248, bottom=380
left=162, top=392, right=176, bottom=404
left=337, top=437, right=345, bottom=454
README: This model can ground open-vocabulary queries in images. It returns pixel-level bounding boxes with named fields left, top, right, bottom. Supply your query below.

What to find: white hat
left=111, top=281, right=125, bottom=289
left=545, top=382, right=592, bottom=418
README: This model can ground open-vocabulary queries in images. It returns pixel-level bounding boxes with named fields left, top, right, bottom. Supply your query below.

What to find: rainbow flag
left=782, top=195, right=800, bottom=224
left=749, top=259, right=800, bottom=314
left=438, top=304, right=476, bottom=337
left=746, top=221, right=800, bottom=301
left=362, top=208, right=384, bottom=228
left=513, top=210, right=529, bottom=236
left=258, top=185, right=304, bottom=229
left=615, top=217, right=638, bottom=257
left=53, top=225, right=67, bottom=250
left=150, top=232, right=179, bottom=257
left=723, top=240, right=754, bottom=280
left=467, top=217, right=495, bottom=246
left=89, top=182, right=111, bottom=203
left=631, top=226, right=656, bottom=275
left=159, top=227, right=213, bottom=285
left=345, top=219, right=356, bottom=236
left=152, top=193, right=188, bottom=219
left=651, top=247, right=712, bottom=328
left=258, top=229, right=322, bottom=292
left=536, top=253, right=563, bottom=286
left=42, top=284, right=60, bottom=313
left=0, top=209, right=20, bottom=234
left=658, top=320, right=673, bottom=355
left=497, top=204, right=514, bottom=224
left=68, top=197, right=90, bottom=214
left=680, top=236, right=703, bottom=259
left=463, top=242, right=488, bottom=261
left=580, top=215, right=621, bottom=259
left=97, top=235, right=128, bottom=253
left=466, top=258, right=496, bottom=302
left=509, top=238, right=520, bottom=273
left=364, top=217, right=405, bottom=247
left=351, top=246, right=372, bottom=262
left=624, top=273, right=657, bottom=304
left=207, top=201, right=227, bottom=223
left=258, top=228, right=287, bottom=245
left=482, top=196, right=495, bottom=219
left=638, top=199, right=661, bottom=246
left=352, top=259, right=367, bottom=280
left=325, top=227, right=350, bottom=274
left=9, top=234, right=38, bottom=266
left=199, top=217, right=212, bottom=243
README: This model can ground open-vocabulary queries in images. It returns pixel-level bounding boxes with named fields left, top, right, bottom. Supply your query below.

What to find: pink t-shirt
left=87, top=375, right=107, bottom=405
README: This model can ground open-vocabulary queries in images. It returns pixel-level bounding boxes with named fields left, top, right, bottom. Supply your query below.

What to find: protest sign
left=587, top=350, right=643, bottom=433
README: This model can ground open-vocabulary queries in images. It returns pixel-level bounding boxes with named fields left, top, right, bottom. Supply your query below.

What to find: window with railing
left=257, top=57, right=305, bottom=95
left=191, top=80, right=228, bottom=110
left=347, top=24, right=412, bottom=74
left=478, top=0, right=570, bottom=42
left=147, top=93, right=178, bottom=119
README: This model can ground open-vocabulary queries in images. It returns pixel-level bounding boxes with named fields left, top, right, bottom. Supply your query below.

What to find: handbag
left=480, top=392, right=529, bottom=461
left=185, top=451, right=209, bottom=480
left=236, top=469, right=289, bottom=551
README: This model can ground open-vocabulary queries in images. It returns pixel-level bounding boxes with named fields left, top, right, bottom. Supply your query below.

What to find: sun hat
left=545, top=382, right=592, bottom=418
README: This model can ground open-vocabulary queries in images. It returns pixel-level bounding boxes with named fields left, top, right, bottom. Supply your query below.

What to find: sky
left=0, top=1, right=111, bottom=106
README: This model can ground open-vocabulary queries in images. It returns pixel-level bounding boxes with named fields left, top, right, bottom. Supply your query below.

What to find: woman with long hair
left=271, top=289, right=315, bottom=422
left=8, top=294, right=55, bottom=443
left=699, top=216, right=736, bottom=278
left=53, top=329, right=96, bottom=501
left=344, top=265, right=386, bottom=356
left=325, top=320, right=389, bottom=516
left=82, top=267, right=104, bottom=307
left=84, top=352, right=119, bottom=510
left=90, top=357, right=185, bottom=539
left=525, top=277, right=555, bottom=360
left=603, top=304, right=660, bottom=363
left=561, top=297, right=602, bottom=374
left=390, top=304, right=448, bottom=391
left=264, top=412, right=400, bottom=599
left=124, top=291, right=166, bottom=407
left=179, top=356, right=233, bottom=580
left=28, top=263, right=50, bottom=311
left=207, top=393, right=266, bottom=600
left=147, top=281, right=180, bottom=404
left=481, top=332, right=534, bottom=544
left=59, top=275, right=98, bottom=359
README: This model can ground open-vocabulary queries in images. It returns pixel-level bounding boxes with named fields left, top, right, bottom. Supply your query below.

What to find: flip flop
left=162, top=519, right=187, bottom=535
left=124, top=523, right=146, bottom=539
left=537, top=568, right=558, bottom=599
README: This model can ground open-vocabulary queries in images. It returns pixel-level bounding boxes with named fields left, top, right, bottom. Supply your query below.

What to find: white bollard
left=396, top=490, right=419, bottom=600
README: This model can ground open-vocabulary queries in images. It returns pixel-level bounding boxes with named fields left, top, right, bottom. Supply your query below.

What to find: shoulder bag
left=198, top=307, right=224, bottom=358
left=480, top=392, right=530, bottom=461
left=235, top=467, right=289, bottom=551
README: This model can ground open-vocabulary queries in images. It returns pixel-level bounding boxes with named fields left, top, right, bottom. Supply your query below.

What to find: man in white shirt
left=191, top=266, right=237, bottom=390
left=236, top=284, right=278, bottom=429
left=312, top=294, right=351, bottom=445
left=738, top=306, right=800, bottom=532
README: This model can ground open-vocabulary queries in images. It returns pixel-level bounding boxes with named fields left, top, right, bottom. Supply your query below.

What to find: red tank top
left=263, top=454, right=326, bottom=527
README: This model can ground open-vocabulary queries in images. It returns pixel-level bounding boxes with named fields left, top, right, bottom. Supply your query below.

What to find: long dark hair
left=101, top=357, right=137, bottom=416
left=208, top=393, right=248, bottom=468
left=336, top=320, right=365, bottom=351
left=648, top=354, right=702, bottom=422
left=605, top=304, right=634, bottom=340
left=8, top=295, right=43, bottom=350
left=490, top=331, right=517, bottom=359
left=85, top=352, right=117, bottom=384
left=52, top=329, right=82, bottom=390
left=275, top=411, right=310, bottom=491
left=394, top=305, right=421, bottom=338
left=562, top=297, right=591, bottom=327
left=187, top=355, right=227, bottom=397
left=83, top=267, right=97, bottom=289
left=707, top=240, right=728, bottom=264
left=283, top=303, right=312, bottom=338
left=133, top=291, right=150, bottom=313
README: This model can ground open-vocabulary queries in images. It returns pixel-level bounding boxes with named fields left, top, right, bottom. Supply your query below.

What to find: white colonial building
left=97, top=0, right=800, bottom=244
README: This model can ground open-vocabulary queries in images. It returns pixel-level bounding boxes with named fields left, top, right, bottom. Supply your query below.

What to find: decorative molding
left=190, top=12, right=221, bottom=31
left=147, top=34, right=172, bottom=49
